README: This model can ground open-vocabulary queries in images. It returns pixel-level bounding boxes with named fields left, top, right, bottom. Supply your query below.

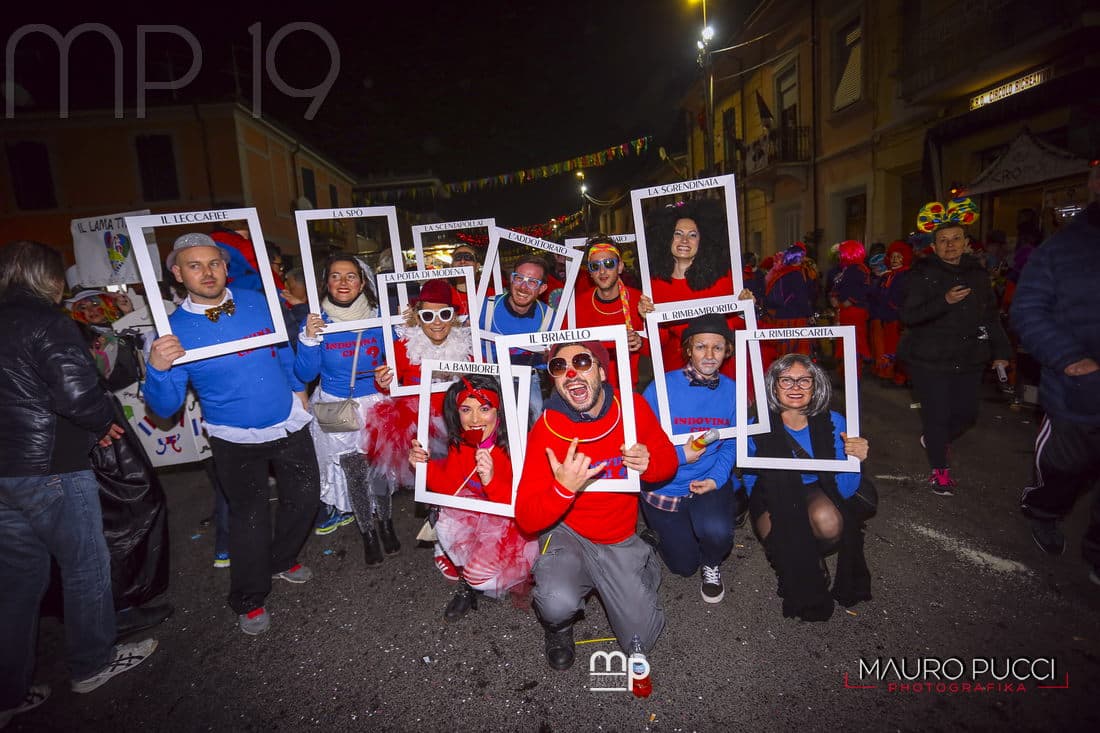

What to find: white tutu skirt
left=309, top=388, right=371, bottom=513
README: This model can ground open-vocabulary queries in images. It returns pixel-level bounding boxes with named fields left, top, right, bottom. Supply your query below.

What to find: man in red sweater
left=569, top=237, right=647, bottom=388
left=516, top=341, right=677, bottom=670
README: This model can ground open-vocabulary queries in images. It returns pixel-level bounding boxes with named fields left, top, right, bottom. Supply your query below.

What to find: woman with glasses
left=295, top=254, right=396, bottom=565
left=448, top=244, right=483, bottom=317
left=408, top=375, right=535, bottom=622
left=743, top=353, right=873, bottom=622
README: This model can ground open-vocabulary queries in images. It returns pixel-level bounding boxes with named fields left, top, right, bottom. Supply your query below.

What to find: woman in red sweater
left=408, top=375, right=535, bottom=622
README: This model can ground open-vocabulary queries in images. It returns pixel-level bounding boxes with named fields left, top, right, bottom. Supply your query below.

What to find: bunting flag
left=453, top=210, right=585, bottom=246
left=361, top=136, right=652, bottom=203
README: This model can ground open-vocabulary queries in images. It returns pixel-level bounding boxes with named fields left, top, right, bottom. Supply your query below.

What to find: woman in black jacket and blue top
left=899, top=201, right=1010, bottom=495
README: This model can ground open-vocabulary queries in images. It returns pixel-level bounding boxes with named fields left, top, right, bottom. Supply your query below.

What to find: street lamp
left=698, top=23, right=716, bottom=175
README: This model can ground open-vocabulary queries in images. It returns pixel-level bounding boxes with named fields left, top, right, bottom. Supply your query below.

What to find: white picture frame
left=295, top=206, right=408, bottom=329
left=410, top=218, right=499, bottom=305
left=630, top=174, right=744, bottom=305
left=413, top=360, right=522, bottom=518
left=644, top=296, right=769, bottom=445
left=480, top=227, right=583, bottom=346
left=734, top=325, right=861, bottom=472
left=563, top=233, right=640, bottom=329
left=125, top=207, right=288, bottom=365
left=378, top=268, right=482, bottom=397
left=494, top=325, right=639, bottom=493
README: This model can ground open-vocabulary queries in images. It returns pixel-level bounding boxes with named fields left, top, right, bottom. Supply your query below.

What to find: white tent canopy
left=966, top=131, right=1089, bottom=196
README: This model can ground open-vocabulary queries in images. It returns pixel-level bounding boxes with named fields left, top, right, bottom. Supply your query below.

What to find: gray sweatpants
left=532, top=523, right=665, bottom=653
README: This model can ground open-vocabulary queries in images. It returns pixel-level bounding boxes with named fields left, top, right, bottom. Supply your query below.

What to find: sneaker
left=435, top=553, right=459, bottom=581
left=336, top=512, right=356, bottom=528
left=930, top=468, right=956, bottom=496
left=272, top=563, right=312, bottom=583
left=213, top=552, right=231, bottom=569
left=314, top=507, right=343, bottom=536
left=71, top=639, right=158, bottom=693
left=238, top=607, right=270, bottom=636
left=0, top=684, right=50, bottom=728
left=1030, top=518, right=1066, bottom=555
left=700, top=564, right=725, bottom=603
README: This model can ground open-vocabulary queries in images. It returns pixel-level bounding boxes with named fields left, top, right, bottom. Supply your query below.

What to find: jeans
left=0, top=470, right=116, bottom=708
left=641, top=485, right=735, bottom=576
left=209, top=427, right=321, bottom=614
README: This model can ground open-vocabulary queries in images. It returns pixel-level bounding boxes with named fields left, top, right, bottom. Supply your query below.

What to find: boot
left=362, top=529, right=384, bottom=567
left=443, top=578, right=479, bottom=622
left=379, top=518, right=401, bottom=555
left=543, top=624, right=575, bottom=671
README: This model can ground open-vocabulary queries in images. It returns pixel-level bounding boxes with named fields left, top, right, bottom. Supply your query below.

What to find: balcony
left=744, top=126, right=810, bottom=175
left=899, top=0, right=1089, bottom=101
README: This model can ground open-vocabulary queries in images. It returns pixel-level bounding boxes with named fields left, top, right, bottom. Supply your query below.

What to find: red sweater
left=427, top=442, right=512, bottom=503
left=515, top=391, right=677, bottom=544
left=651, top=275, right=742, bottom=377
left=569, top=284, right=649, bottom=387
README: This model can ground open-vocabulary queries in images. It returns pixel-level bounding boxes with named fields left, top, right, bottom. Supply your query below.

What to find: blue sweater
left=642, top=370, right=737, bottom=497
left=144, top=288, right=302, bottom=428
left=294, top=318, right=385, bottom=399
left=745, top=410, right=859, bottom=498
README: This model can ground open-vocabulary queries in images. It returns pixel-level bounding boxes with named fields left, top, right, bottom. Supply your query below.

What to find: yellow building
left=0, top=101, right=358, bottom=263
left=685, top=0, right=1098, bottom=260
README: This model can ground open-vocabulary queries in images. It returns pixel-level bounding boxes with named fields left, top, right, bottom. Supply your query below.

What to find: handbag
left=784, top=430, right=878, bottom=517
left=313, top=331, right=364, bottom=433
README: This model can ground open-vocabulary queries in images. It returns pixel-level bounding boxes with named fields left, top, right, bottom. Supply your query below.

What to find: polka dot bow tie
left=205, top=299, right=236, bottom=322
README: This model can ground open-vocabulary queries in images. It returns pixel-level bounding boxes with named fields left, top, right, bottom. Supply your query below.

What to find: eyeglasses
left=328, top=272, right=360, bottom=282
left=587, top=258, right=619, bottom=273
left=452, top=252, right=476, bottom=263
left=510, top=272, right=544, bottom=289
left=418, top=307, right=455, bottom=324
left=548, top=352, right=596, bottom=378
left=778, top=376, right=814, bottom=389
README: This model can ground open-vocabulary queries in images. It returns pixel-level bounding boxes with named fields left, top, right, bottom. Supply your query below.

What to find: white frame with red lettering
left=125, top=207, right=287, bottom=365
left=410, top=218, right=498, bottom=305
left=645, top=296, right=769, bottom=445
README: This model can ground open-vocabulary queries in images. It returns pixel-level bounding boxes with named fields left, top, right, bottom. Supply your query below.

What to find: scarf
left=402, top=325, right=474, bottom=373
left=322, top=294, right=376, bottom=323
left=683, top=363, right=720, bottom=389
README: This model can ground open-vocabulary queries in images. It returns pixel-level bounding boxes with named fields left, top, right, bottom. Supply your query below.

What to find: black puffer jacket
left=898, top=253, right=1011, bottom=373
left=0, top=289, right=114, bottom=476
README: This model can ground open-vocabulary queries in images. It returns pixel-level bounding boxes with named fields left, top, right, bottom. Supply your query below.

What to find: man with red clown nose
left=515, top=341, right=677, bottom=672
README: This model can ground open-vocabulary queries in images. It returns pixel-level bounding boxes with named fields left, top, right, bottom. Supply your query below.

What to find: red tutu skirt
left=434, top=490, right=537, bottom=601
left=361, top=394, right=446, bottom=492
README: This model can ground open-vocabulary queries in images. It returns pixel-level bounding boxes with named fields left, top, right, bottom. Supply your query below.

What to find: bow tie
left=205, top=299, right=236, bottom=322
left=688, top=377, right=720, bottom=390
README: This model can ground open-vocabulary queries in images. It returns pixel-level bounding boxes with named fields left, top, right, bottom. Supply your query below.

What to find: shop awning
left=966, top=130, right=1089, bottom=195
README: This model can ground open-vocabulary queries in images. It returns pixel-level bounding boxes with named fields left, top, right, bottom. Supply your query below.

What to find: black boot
left=379, top=518, right=401, bottom=555
left=443, top=578, right=479, bottom=622
left=543, top=624, right=575, bottom=671
left=362, top=529, right=384, bottom=567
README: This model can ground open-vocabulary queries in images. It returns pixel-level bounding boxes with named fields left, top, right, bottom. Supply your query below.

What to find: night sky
left=3, top=1, right=749, bottom=224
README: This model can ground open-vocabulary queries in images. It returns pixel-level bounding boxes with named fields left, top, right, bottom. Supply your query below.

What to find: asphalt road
left=13, top=377, right=1100, bottom=732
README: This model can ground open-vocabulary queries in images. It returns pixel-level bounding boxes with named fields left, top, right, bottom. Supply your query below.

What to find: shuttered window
left=833, top=21, right=862, bottom=111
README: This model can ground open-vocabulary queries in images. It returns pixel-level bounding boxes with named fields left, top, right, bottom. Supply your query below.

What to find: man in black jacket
left=0, top=241, right=157, bottom=729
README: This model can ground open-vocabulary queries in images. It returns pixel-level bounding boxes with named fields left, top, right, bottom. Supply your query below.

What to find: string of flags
left=453, top=210, right=585, bottom=247
left=362, top=136, right=652, bottom=203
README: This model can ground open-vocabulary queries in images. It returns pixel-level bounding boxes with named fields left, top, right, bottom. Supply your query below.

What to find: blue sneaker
left=213, top=552, right=230, bottom=569
left=314, top=507, right=342, bottom=535
left=337, top=512, right=356, bottom=528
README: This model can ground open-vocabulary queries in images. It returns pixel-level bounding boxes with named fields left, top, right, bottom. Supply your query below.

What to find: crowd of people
left=2, top=167, right=1098, bottom=725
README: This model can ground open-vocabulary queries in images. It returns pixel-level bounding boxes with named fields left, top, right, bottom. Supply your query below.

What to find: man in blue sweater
left=145, top=233, right=320, bottom=635
left=1013, top=165, right=1100, bottom=582
left=641, top=313, right=740, bottom=603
